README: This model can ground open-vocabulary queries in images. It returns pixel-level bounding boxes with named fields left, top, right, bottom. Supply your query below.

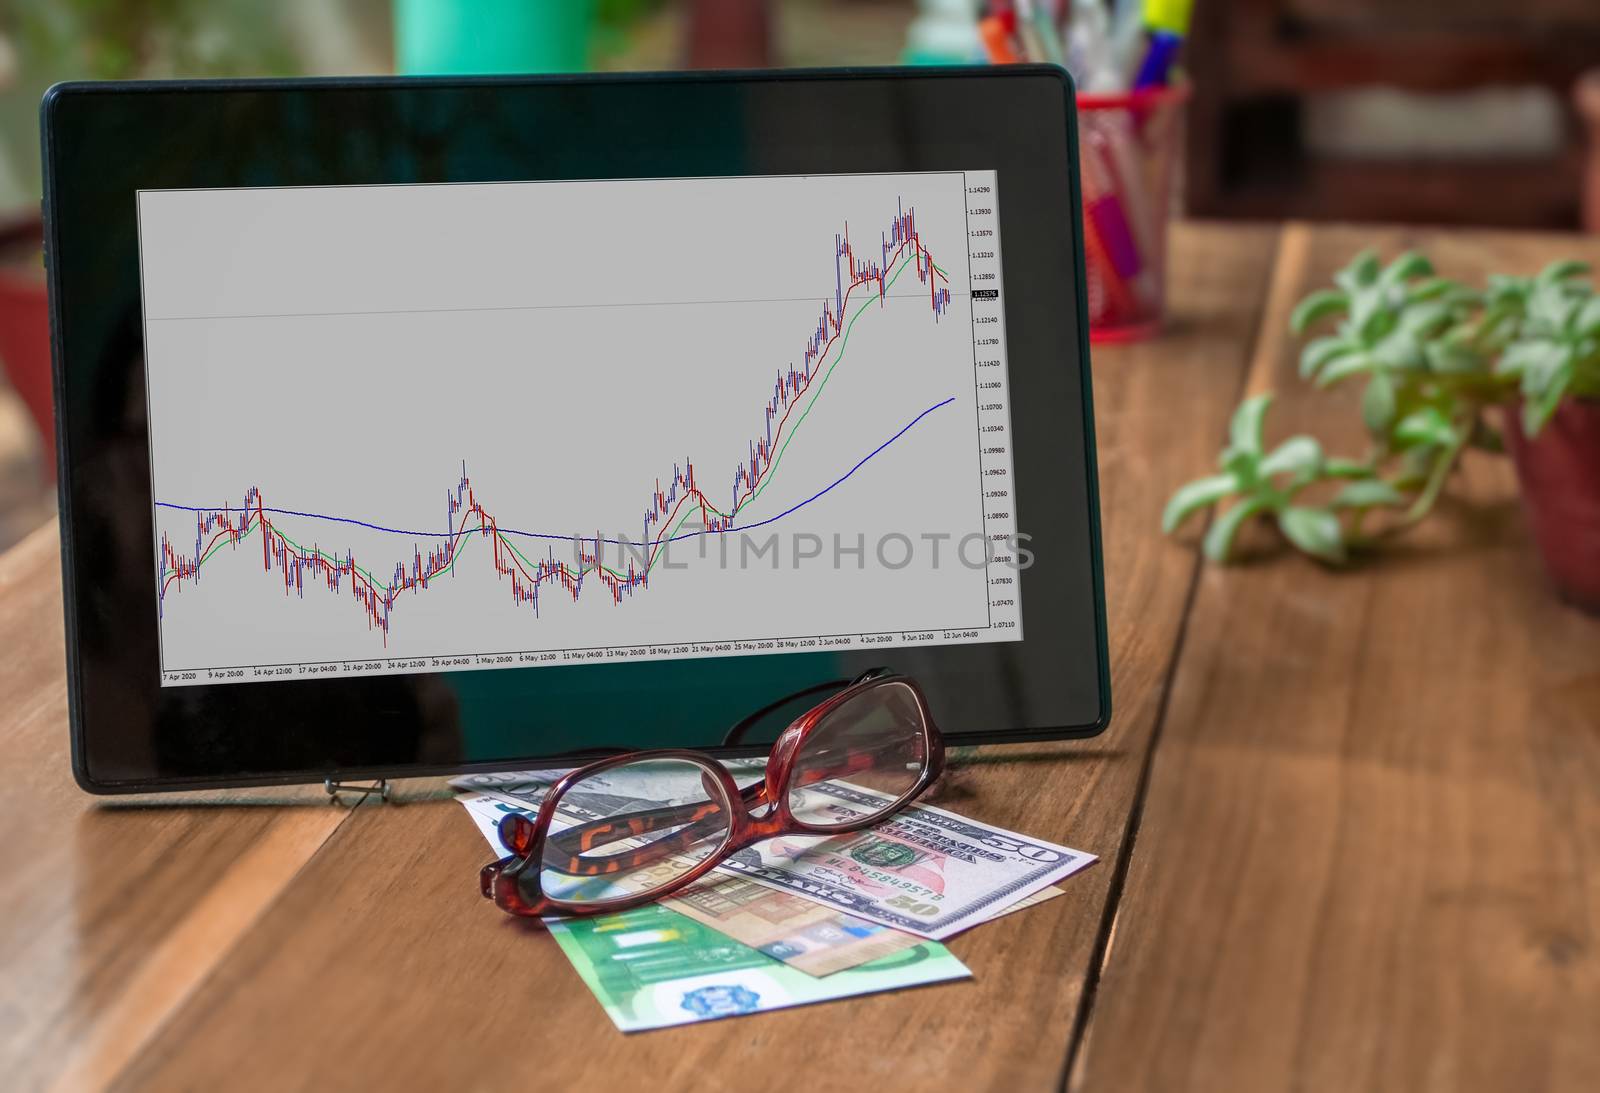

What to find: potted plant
left=1163, top=250, right=1600, bottom=612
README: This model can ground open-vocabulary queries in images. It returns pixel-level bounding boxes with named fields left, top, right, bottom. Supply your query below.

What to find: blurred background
left=2, top=0, right=1599, bottom=552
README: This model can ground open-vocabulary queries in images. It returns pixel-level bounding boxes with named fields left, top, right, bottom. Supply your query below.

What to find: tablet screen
left=44, top=69, right=1108, bottom=790
left=138, top=172, right=1023, bottom=688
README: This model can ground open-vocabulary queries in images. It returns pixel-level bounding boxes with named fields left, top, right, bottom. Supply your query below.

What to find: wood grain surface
left=0, top=525, right=349, bottom=1093
left=1071, top=225, right=1600, bottom=1093
left=2, top=223, right=1594, bottom=1093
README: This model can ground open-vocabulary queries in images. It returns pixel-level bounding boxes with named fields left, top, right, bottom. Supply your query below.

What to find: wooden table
left=2, top=223, right=1596, bottom=1093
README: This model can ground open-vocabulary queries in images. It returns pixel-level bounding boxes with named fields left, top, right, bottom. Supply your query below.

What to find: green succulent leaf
left=1371, top=333, right=1424, bottom=371
left=1406, top=277, right=1459, bottom=303
left=1259, top=435, right=1323, bottom=479
left=1331, top=479, right=1408, bottom=510
left=1315, top=352, right=1375, bottom=388
left=1324, top=458, right=1376, bottom=479
left=1228, top=394, right=1272, bottom=457
left=1278, top=505, right=1347, bottom=564
left=1362, top=370, right=1397, bottom=434
left=1575, top=294, right=1600, bottom=336
left=1335, top=250, right=1382, bottom=293
left=1381, top=251, right=1434, bottom=286
left=1220, top=446, right=1262, bottom=491
left=1517, top=343, right=1574, bottom=395
left=1290, top=290, right=1350, bottom=334
left=1202, top=495, right=1272, bottom=564
left=1536, top=259, right=1591, bottom=285
left=1522, top=363, right=1573, bottom=437
left=1394, top=405, right=1457, bottom=449
left=1396, top=299, right=1452, bottom=335
left=1486, top=274, right=1531, bottom=311
left=1352, top=290, right=1396, bottom=344
left=1496, top=340, right=1559, bottom=378
left=1299, top=335, right=1352, bottom=379
left=1528, top=281, right=1580, bottom=332
left=1161, top=473, right=1240, bottom=534
left=1474, top=308, right=1517, bottom=348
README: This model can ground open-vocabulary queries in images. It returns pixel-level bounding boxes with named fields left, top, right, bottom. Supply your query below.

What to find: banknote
left=543, top=901, right=970, bottom=1032
left=664, top=875, right=1069, bottom=977
left=662, top=874, right=923, bottom=977
left=450, top=768, right=570, bottom=796
left=980, top=883, right=1065, bottom=921
left=459, top=772, right=1095, bottom=940
left=716, top=781, right=1095, bottom=939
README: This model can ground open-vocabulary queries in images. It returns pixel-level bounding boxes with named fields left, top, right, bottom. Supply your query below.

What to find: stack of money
left=455, top=767, right=1094, bottom=1031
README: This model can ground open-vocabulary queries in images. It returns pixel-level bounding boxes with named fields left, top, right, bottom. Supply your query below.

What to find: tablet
left=41, top=67, right=1108, bottom=793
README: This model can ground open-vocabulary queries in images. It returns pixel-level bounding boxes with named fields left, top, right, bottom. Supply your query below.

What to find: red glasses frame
left=479, top=670, right=945, bottom=920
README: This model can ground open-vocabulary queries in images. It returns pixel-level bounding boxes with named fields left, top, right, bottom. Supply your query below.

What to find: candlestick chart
left=138, top=172, right=1018, bottom=685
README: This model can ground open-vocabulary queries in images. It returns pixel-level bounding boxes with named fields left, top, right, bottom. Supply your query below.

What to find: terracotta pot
left=0, top=214, right=51, bottom=474
left=1503, top=398, right=1600, bottom=612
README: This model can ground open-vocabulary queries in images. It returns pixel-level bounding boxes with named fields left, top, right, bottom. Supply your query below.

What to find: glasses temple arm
left=719, top=668, right=890, bottom=747
left=721, top=679, right=846, bottom=747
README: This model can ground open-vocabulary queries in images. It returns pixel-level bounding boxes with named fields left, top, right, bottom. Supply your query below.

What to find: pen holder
left=1076, top=84, right=1189, bottom=343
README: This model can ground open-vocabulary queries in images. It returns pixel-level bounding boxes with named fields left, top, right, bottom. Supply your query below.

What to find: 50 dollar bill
left=718, top=781, right=1095, bottom=940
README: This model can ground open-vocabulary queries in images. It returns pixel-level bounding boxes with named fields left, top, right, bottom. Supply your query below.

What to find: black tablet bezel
left=41, top=66, right=1109, bottom=794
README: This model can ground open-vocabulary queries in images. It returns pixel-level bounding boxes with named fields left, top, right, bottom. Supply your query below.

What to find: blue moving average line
left=154, top=396, right=957, bottom=549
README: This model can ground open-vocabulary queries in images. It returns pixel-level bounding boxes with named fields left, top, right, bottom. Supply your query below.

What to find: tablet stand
left=324, top=777, right=391, bottom=806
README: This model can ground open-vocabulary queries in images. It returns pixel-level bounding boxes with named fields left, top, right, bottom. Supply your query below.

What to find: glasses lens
left=539, top=757, right=732, bottom=907
left=788, top=681, right=929, bottom=829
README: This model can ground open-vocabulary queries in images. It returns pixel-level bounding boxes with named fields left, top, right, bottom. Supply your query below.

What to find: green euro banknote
left=545, top=901, right=971, bottom=1032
